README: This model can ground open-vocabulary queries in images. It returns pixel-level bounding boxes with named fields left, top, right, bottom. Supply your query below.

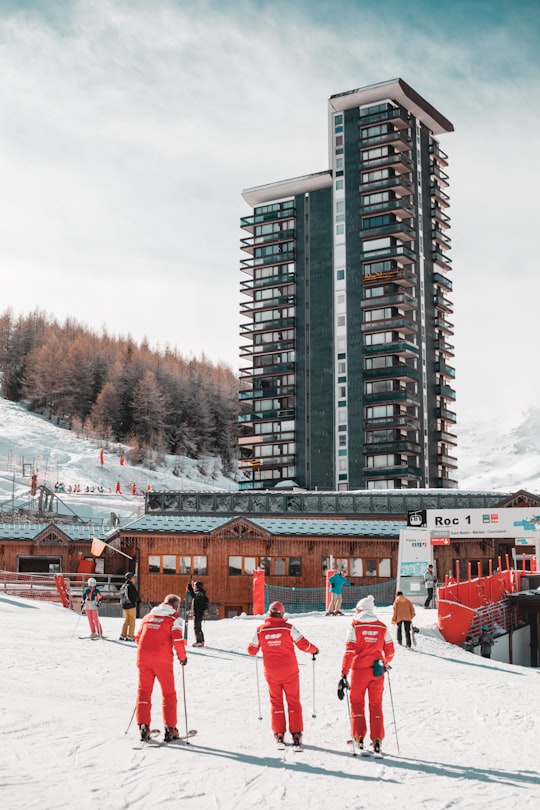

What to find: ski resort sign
left=408, top=508, right=540, bottom=539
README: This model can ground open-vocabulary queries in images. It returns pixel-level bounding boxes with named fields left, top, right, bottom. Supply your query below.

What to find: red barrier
left=325, top=569, right=337, bottom=611
left=252, top=569, right=265, bottom=615
left=54, top=574, right=72, bottom=609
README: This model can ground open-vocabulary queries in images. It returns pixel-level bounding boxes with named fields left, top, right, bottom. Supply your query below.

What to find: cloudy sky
left=1, top=0, right=539, bottom=428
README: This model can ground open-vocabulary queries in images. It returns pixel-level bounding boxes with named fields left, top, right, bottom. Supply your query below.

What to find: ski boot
left=372, top=738, right=382, bottom=754
left=139, top=724, right=151, bottom=742
left=291, top=732, right=303, bottom=749
left=164, top=726, right=180, bottom=743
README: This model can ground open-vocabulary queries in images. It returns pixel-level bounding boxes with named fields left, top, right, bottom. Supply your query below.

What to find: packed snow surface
left=1, top=596, right=539, bottom=810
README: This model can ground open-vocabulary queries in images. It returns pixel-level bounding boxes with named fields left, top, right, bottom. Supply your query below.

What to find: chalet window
left=322, top=556, right=391, bottom=578
left=228, top=555, right=302, bottom=577
left=148, top=555, right=207, bottom=575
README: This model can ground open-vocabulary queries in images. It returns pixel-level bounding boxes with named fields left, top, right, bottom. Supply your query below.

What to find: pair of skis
left=135, top=729, right=197, bottom=748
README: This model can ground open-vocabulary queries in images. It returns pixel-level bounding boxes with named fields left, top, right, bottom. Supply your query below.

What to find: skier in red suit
left=340, top=594, right=394, bottom=754
left=247, top=601, right=318, bottom=747
left=135, top=594, right=187, bottom=742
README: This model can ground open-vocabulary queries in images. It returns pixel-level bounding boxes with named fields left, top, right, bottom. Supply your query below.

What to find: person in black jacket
left=119, top=572, right=140, bottom=641
left=187, top=579, right=209, bottom=647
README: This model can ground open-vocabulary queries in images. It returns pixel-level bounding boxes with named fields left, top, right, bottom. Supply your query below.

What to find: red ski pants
left=350, top=667, right=385, bottom=742
left=85, top=609, right=102, bottom=636
left=266, top=672, right=303, bottom=735
left=136, top=664, right=177, bottom=728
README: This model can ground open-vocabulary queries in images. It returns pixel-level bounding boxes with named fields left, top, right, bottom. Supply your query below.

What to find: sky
left=1, top=593, right=539, bottom=809
left=1, top=0, right=539, bottom=427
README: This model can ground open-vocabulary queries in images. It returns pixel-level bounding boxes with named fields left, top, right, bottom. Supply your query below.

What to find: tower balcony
left=240, top=270, right=296, bottom=292
left=432, top=227, right=451, bottom=249
left=361, top=198, right=414, bottom=218
left=363, top=340, right=419, bottom=359
left=363, top=389, right=420, bottom=407
left=431, top=206, right=451, bottom=229
left=433, top=272, right=453, bottom=291
left=361, top=152, right=413, bottom=175
left=363, top=364, right=419, bottom=383
left=433, top=291, right=453, bottom=313
left=360, top=174, right=414, bottom=197
left=432, top=248, right=452, bottom=270
left=358, top=130, right=413, bottom=152
left=241, top=206, right=296, bottom=233
left=238, top=407, right=296, bottom=423
left=437, top=451, right=458, bottom=469
left=361, top=290, right=417, bottom=310
left=241, top=251, right=295, bottom=272
left=430, top=164, right=449, bottom=187
left=362, top=315, right=417, bottom=335
left=240, top=295, right=295, bottom=315
left=429, top=142, right=449, bottom=166
left=363, top=465, right=423, bottom=479
left=240, top=229, right=296, bottom=255
left=361, top=220, right=416, bottom=242
left=435, top=338, right=455, bottom=357
left=435, top=360, right=455, bottom=378
left=362, top=243, right=417, bottom=265
left=430, top=184, right=450, bottom=208
left=436, top=406, right=456, bottom=422
left=364, top=413, right=421, bottom=430
left=358, top=105, right=411, bottom=129
left=363, top=265, right=417, bottom=287
left=365, top=438, right=422, bottom=455
left=435, top=383, right=456, bottom=400
left=437, top=429, right=457, bottom=445
left=240, top=317, right=295, bottom=338
left=434, top=315, right=454, bottom=334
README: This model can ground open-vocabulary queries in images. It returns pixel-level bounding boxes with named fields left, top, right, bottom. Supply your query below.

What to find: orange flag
left=91, top=537, right=107, bottom=557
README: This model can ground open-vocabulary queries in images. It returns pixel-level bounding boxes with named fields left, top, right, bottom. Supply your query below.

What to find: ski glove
left=337, top=675, right=349, bottom=701
left=180, top=659, right=188, bottom=666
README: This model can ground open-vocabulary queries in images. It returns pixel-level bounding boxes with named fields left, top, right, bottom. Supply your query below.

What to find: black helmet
left=125, top=572, right=135, bottom=580
left=195, top=581, right=204, bottom=590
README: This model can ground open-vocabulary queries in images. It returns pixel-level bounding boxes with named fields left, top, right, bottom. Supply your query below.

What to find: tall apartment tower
left=239, top=79, right=457, bottom=491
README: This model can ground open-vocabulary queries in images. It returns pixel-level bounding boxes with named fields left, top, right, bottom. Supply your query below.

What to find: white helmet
left=88, top=577, right=97, bottom=586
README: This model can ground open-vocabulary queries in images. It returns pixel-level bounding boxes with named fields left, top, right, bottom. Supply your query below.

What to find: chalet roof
left=0, top=523, right=112, bottom=542
left=117, top=514, right=406, bottom=537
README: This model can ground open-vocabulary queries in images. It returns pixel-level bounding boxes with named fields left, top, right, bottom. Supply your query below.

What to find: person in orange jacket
left=392, top=590, right=416, bottom=648
left=339, top=594, right=394, bottom=754
left=135, top=593, right=187, bottom=743
left=247, top=601, right=318, bottom=747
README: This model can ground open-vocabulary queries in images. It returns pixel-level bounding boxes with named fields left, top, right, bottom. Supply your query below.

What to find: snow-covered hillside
left=0, top=396, right=237, bottom=523
left=1, top=595, right=538, bottom=810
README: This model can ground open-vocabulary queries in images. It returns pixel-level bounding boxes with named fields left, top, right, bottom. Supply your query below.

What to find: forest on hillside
left=0, top=310, right=240, bottom=475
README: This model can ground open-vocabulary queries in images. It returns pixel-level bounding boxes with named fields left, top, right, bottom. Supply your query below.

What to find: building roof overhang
left=329, top=78, right=454, bottom=135
left=242, top=171, right=333, bottom=207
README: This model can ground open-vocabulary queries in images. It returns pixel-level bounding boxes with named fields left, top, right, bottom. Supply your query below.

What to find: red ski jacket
left=135, top=604, right=187, bottom=667
left=247, top=616, right=318, bottom=680
left=341, top=613, right=395, bottom=674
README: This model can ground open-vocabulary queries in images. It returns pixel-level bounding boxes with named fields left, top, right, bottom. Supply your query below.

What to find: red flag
left=91, top=537, right=107, bottom=557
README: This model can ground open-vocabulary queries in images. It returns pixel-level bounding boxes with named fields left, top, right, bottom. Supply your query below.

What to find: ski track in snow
left=1, top=598, right=539, bottom=810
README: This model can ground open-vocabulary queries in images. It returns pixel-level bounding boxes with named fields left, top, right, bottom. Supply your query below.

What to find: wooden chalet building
left=106, top=488, right=540, bottom=617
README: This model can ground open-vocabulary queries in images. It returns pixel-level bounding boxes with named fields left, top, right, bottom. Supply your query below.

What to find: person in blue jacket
left=326, top=570, right=350, bottom=615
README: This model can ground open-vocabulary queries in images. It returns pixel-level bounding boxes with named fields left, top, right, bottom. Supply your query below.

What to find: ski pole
left=72, top=610, right=83, bottom=637
left=344, top=683, right=357, bottom=757
left=124, top=705, right=136, bottom=736
left=311, top=654, right=317, bottom=718
left=255, top=657, right=263, bottom=720
left=181, top=663, right=191, bottom=744
left=385, top=665, right=400, bottom=754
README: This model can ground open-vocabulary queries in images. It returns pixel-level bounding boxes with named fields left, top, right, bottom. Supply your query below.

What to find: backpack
left=120, top=582, right=132, bottom=608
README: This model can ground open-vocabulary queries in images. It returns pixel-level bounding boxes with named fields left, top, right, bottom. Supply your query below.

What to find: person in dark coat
left=119, top=572, right=140, bottom=641
left=187, top=579, right=209, bottom=647
left=479, top=626, right=494, bottom=658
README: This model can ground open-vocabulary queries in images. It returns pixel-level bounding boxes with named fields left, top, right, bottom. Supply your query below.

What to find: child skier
left=81, top=577, right=103, bottom=638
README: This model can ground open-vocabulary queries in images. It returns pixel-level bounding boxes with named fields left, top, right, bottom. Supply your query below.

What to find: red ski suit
left=135, top=604, right=187, bottom=728
left=341, top=613, right=394, bottom=743
left=248, top=617, right=318, bottom=735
